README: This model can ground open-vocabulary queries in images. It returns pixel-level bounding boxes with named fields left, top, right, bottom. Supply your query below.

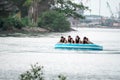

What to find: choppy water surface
left=0, top=28, right=120, bottom=80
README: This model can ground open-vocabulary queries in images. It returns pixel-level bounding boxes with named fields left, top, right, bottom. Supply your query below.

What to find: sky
left=75, top=0, right=120, bottom=17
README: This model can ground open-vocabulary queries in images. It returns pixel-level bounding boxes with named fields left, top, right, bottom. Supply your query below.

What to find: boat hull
left=55, top=43, right=103, bottom=50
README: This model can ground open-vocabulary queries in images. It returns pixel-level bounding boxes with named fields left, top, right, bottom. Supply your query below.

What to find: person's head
left=60, top=36, right=65, bottom=41
left=76, top=35, right=79, bottom=37
left=61, top=36, right=64, bottom=38
left=77, top=35, right=80, bottom=39
left=68, top=35, right=71, bottom=39
left=84, top=36, right=87, bottom=39
left=69, top=35, right=72, bottom=37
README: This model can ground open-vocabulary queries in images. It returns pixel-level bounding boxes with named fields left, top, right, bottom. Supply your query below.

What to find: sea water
left=0, top=28, right=120, bottom=80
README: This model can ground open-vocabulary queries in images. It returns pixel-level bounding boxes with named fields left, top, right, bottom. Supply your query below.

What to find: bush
left=0, top=17, right=25, bottom=30
left=20, top=63, right=44, bottom=80
left=20, top=63, right=67, bottom=80
left=9, top=17, right=25, bottom=29
left=21, top=17, right=29, bottom=26
left=58, top=74, right=67, bottom=80
left=38, top=10, right=70, bottom=32
left=1, top=17, right=14, bottom=30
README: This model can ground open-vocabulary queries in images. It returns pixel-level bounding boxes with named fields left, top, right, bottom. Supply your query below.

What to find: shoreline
left=0, top=27, right=49, bottom=34
left=0, top=26, right=120, bottom=35
left=0, top=27, right=76, bottom=34
left=75, top=25, right=120, bottom=29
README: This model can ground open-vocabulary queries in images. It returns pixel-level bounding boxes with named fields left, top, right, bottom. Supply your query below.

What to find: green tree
left=23, top=0, right=88, bottom=24
left=0, top=0, right=18, bottom=17
left=1, top=0, right=88, bottom=19
left=11, top=0, right=28, bottom=17
left=23, top=0, right=54, bottom=24
left=53, top=0, right=88, bottom=18
left=0, top=17, right=24, bottom=31
left=38, top=10, right=70, bottom=32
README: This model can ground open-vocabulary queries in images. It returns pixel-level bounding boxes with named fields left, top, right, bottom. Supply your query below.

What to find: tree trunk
left=28, top=0, right=55, bottom=24
left=38, top=0, right=54, bottom=15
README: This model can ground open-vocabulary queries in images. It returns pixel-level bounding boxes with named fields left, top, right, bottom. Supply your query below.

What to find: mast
left=106, top=2, right=114, bottom=19
left=119, top=3, right=120, bottom=19
left=99, top=0, right=101, bottom=17
left=99, top=0, right=101, bottom=24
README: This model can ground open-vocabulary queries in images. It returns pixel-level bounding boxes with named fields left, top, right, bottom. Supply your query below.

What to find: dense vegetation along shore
left=0, top=0, right=88, bottom=33
left=0, top=11, right=71, bottom=33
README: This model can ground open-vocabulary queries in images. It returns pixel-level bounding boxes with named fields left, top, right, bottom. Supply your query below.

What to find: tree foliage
left=0, top=17, right=25, bottom=30
left=0, top=0, right=88, bottom=32
left=52, top=0, right=88, bottom=18
left=0, top=0, right=18, bottom=17
left=23, top=0, right=54, bottom=24
left=38, top=10, right=70, bottom=32
left=1, top=0, right=88, bottom=18
left=11, top=0, right=28, bottom=17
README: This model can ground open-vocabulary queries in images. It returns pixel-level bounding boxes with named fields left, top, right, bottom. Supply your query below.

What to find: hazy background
left=75, top=0, right=120, bottom=17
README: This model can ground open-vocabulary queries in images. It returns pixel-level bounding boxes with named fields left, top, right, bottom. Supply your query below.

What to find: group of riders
left=59, top=35, right=93, bottom=44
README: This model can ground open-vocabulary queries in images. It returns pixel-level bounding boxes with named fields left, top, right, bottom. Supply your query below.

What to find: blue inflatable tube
left=55, top=43, right=103, bottom=50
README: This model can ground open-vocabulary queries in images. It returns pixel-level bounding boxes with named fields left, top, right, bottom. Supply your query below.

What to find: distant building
left=67, top=17, right=80, bottom=27
left=67, top=9, right=84, bottom=27
left=83, top=15, right=102, bottom=25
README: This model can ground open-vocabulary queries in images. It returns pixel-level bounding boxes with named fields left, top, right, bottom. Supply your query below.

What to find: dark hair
left=61, top=36, right=64, bottom=38
left=68, top=35, right=71, bottom=37
left=83, top=37, right=87, bottom=39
